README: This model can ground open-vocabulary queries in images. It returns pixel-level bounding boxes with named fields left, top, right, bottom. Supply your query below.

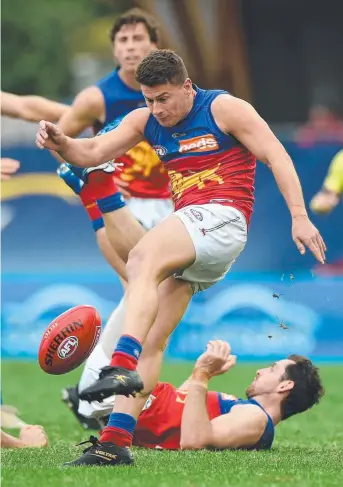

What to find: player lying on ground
left=68, top=340, right=323, bottom=464
left=310, top=149, right=343, bottom=215
left=36, top=49, right=326, bottom=467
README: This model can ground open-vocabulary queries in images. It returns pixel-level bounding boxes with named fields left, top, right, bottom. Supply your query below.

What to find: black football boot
left=78, top=366, right=144, bottom=402
left=64, top=435, right=134, bottom=467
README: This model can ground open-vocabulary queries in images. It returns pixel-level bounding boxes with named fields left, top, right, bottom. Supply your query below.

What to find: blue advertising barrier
left=1, top=272, right=342, bottom=361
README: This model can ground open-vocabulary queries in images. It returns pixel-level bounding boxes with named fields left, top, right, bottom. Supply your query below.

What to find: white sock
left=100, top=297, right=126, bottom=359
left=77, top=297, right=126, bottom=418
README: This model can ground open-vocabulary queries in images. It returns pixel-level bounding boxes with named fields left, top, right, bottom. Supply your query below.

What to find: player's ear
left=183, top=78, right=193, bottom=94
left=277, top=379, right=294, bottom=393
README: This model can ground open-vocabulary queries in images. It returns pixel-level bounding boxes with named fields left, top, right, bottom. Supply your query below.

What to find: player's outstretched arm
left=1, top=425, right=48, bottom=448
left=35, top=108, right=148, bottom=168
left=212, top=95, right=326, bottom=264
left=1, top=91, right=68, bottom=123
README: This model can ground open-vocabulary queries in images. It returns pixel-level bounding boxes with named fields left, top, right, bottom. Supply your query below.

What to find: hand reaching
left=36, top=120, right=67, bottom=152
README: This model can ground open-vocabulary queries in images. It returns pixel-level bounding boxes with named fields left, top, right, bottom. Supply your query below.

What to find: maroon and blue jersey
left=144, top=86, right=256, bottom=224
left=133, top=382, right=274, bottom=450
left=95, top=69, right=170, bottom=198
left=96, top=68, right=146, bottom=130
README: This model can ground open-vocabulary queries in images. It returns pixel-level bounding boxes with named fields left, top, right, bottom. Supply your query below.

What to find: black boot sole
left=79, top=379, right=143, bottom=403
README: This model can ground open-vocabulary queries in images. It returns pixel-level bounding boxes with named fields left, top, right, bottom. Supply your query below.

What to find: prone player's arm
left=57, top=86, right=105, bottom=138
left=206, top=406, right=266, bottom=449
left=36, top=108, right=148, bottom=167
left=178, top=376, right=192, bottom=391
left=1, top=91, right=68, bottom=122
left=180, top=381, right=265, bottom=450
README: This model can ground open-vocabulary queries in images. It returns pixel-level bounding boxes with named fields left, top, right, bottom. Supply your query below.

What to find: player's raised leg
left=78, top=214, right=196, bottom=397
left=109, top=213, right=195, bottom=337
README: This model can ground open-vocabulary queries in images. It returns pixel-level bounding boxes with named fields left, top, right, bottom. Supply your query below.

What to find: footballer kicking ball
left=38, top=305, right=101, bottom=375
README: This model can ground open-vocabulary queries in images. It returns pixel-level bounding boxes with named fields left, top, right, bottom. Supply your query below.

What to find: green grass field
left=1, top=361, right=343, bottom=487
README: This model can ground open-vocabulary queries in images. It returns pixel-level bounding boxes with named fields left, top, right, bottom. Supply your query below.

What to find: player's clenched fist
left=19, top=425, right=49, bottom=448
left=36, top=120, right=67, bottom=152
left=194, top=340, right=237, bottom=379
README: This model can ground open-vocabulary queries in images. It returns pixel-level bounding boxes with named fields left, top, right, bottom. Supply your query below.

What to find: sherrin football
left=38, top=305, right=101, bottom=375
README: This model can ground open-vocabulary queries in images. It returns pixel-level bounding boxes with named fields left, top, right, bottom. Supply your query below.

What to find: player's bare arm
left=1, top=91, right=68, bottom=123
left=212, top=95, right=326, bottom=264
left=36, top=108, right=149, bottom=167
left=1, top=425, right=48, bottom=449
left=207, top=405, right=267, bottom=450
left=181, top=340, right=241, bottom=449
left=180, top=341, right=266, bottom=450
left=57, top=86, right=105, bottom=137
left=177, top=376, right=193, bottom=391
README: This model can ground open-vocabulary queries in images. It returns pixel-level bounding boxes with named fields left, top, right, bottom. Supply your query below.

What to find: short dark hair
left=135, top=49, right=188, bottom=87
left=110, top=8, right=159, bottom=44
left=280, top=355, right=324, bottom=420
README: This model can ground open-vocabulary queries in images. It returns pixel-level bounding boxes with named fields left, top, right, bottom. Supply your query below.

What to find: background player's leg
left=101, top=206, right=146, bottom=264
left=95, top=228, right=128, bottom=280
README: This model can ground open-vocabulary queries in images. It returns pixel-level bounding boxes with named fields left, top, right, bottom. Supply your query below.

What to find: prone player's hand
left=194, top=340, right=236, bottom=378
left=36, top=120, right=67, bottom=152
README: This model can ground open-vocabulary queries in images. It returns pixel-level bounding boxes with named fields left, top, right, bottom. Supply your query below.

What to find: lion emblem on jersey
left=119, top=141, right=166, bottom=181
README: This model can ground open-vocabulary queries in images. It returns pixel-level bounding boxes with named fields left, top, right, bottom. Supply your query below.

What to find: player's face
left=246, top=359, right=295, bottom=398
left=113, top=23, right=156, bottom=73
left=142, top=79, right=194, bottom=127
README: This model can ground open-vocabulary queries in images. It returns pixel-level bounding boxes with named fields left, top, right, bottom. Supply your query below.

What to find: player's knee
left=126, top=246, right=156, bottom=280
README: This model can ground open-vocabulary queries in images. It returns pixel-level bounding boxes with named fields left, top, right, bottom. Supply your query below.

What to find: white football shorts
left=174, top=204, right=248, bottom=293
left=126, top=197, right=174, bottom=230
